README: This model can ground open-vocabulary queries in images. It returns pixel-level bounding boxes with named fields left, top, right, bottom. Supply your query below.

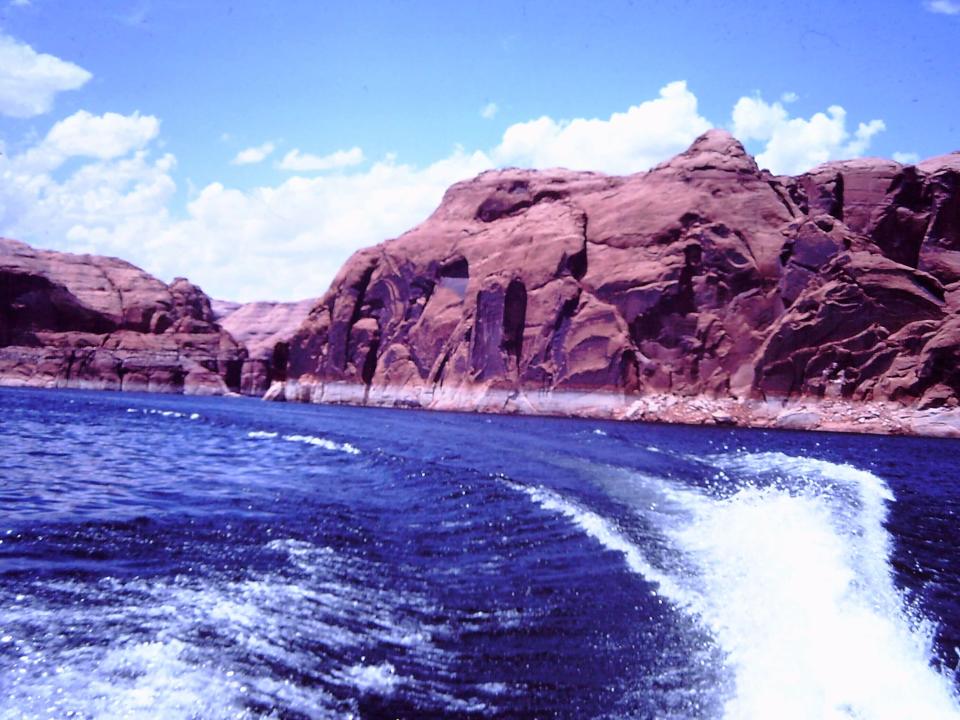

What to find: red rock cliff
left=0, top=239, right=245, bottom=394
left=212, top=298, right=315, bottom=395
left=280, top=131, right=960, bottom=420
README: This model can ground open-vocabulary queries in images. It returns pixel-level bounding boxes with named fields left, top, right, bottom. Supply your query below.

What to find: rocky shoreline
left=270, top=379, right=960, bottom=438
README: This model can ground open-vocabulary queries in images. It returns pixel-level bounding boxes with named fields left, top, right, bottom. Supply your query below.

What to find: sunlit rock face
left=212, top=299, right=315, bottom=395
left=283, top=131, right=960, bottom=412
left=0, top=239, right=245, bottom=394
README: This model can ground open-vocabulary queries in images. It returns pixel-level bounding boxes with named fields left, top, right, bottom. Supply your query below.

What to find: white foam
left=511, top=452, right=960, bottom=719
left=283, top=434, right=361, bottom=455
left=510, top=482, right=693, bottom=605
left=343, top=662, right=401, bottom=695
left=0, top=538, right=450, bottom=719
left=245, top=431, right=360, bottom=455
left=128, top=408, right=197, bottom=420
left=0, top=635, right=265, bottom=720
left=666, top=453, right=959, bottom=719
left=671, top=452, right=960, bottom=719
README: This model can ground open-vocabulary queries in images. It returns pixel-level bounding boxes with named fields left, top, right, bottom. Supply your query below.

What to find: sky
left=0, top=1, right=958, bottom=302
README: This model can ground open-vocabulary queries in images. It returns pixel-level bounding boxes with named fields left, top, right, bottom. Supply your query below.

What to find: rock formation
left=3, top=131, right=958, bottom=435
left=212, top=299, right=315, bottom=395
left=0, top=239, right=245, bottom=394
left=279, top=131, right=960, bottom=431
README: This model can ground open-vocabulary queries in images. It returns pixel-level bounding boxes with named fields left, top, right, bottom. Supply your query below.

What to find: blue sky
left=0, top=1, right=958, bottom=301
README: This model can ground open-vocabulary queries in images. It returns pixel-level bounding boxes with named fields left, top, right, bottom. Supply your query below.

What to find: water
left=1, top=388, right=959, bottom=719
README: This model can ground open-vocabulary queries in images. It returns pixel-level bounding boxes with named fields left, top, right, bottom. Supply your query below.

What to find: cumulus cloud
left=731, top=96, right=790, bottom=143
left=925, top=0, right=960, bottom=14
left=481, top=102, right=498, bottom=119
left=145, top=147, right=491, bottom=301
left=731, top=96, right=885, bottom=174
left=231, top=142, right=275, bottom=165
left=493, top=80, right=711, bottom=174
left=278, top=146, right=364, bottom=172
left=46, top=110, right=158, bottom=161
left=0, top=82, right=893, bottom=302
left=10, top=110, right=161, bottom=177
left=0, top=33, right=91, bottom=117
left=893, top=151, right=921, bottom=165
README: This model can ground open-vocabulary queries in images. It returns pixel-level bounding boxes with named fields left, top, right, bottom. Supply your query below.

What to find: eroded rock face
left=212, top=299, right=315, bottom=395
left=283, top=130, right=960, bottom=412
left=0, top=239, right=245, bottom=394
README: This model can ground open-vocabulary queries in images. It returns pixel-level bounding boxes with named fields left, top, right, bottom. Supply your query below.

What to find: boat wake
left=0, top=538, right=484, bottom=719
left=512, top=451, right=960, bottom=719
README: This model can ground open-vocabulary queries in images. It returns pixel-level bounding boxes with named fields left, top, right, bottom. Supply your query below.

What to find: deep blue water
left=1, top=387, right=959, bottom=719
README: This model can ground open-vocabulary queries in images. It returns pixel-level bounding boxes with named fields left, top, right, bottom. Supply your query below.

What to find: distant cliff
left=0, top=239, right=245, bottom=394
left=277, top=131, right=960, bottom=433
left=212, top=298, right=315, bottom=395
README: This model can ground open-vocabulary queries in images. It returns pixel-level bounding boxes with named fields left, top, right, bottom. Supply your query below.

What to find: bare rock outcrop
left=279, top=130, right=960, bottom=430
left=212, top=299, right=315, bottom=395
left=0, top=239, right=245, bottom=394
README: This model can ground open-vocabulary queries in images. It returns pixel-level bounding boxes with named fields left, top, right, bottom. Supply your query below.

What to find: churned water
left=1, top=387, right=959, bottom=719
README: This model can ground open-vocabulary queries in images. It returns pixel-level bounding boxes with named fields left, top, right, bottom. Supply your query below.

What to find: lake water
left=1, top=387, right=959, bottom=719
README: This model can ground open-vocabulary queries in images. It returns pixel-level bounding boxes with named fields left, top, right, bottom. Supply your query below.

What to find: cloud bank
left=492, top=81, right=712, bottom=174
left=732, top=96, right=885, bottom=174
left=278, top=147, right=365, bottom=172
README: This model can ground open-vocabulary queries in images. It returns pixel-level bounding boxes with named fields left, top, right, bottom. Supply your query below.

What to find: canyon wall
left=278, top=131, right=960, bottom=430
left=0, top=239, right=245, bottom=394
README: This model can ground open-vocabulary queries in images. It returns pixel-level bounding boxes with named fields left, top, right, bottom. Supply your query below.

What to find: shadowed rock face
left=212, top=299, right=315, bottom=395
left=284, top=131, right=960, bottom=411
left=0, top=239, right=245, bottom=394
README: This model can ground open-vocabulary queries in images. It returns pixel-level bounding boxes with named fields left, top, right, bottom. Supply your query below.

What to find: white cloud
left=844, top=118, right=886, bottom=156
left=231, top=141, right=275, bottom=165
left=12, top=110, right=160, bottom=175
left=893, top=151, right=920, bottom=165
left=731, top=96, right=790, bottom=142
left=150, top=147, right=491, bottom=300
left=732, top=96, right=885, bottom=174
left=492, top=80, right=712, bottom=174
left=0, top=33, right=91, bottom=118
left=925, top=0, right=960, bottom=14
left=45, top=110, right=159, bottom=160
left=0, top=115, right=490, bottom=301
left=481, top=102, right=498, bottom=119
left=278, top=146, right=364, bottom=172
left=780, top=91, right=799, bottom=104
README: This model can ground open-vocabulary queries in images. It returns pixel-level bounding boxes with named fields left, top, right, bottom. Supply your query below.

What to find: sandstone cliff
left=0, top=239, right=245, bottom=394
left=279, top=131, right=960, bottom=433
left=212, top=298, right=315, bottom=395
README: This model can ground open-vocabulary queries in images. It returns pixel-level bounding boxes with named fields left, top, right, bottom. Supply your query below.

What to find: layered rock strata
left=278, top=131, right=960, bottom=435
left=212, top=299, right=315, bottom=395
left=0, top=239, right=245, bottom=394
